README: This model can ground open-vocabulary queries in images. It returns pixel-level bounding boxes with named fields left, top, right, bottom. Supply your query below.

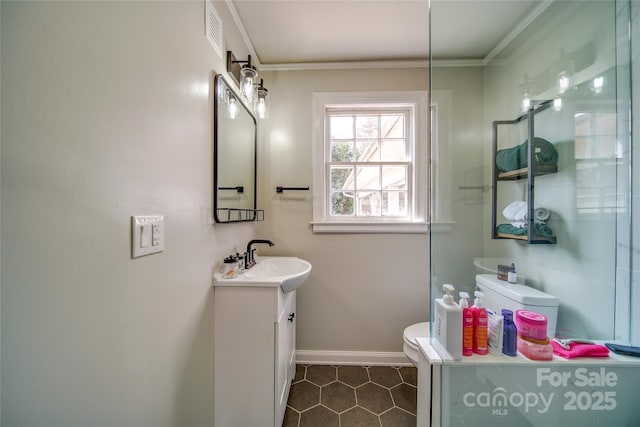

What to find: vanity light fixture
left=255, top=79, right=269, bottom=119
left=519, top=74, right=534, bottom=113
left=554, top=48, right=575, bottom=96
left=226, top=50, right=258, bottom=102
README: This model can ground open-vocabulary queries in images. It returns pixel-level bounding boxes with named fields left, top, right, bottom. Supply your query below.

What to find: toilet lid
left=403, top=322, right=430, bottom=347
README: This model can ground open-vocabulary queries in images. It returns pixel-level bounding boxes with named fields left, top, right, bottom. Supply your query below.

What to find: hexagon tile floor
left=283, top=364, right=417, bottom=427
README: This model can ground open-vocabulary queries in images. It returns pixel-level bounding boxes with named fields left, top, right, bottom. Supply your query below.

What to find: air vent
left=206, top=0, right=223, bottom=58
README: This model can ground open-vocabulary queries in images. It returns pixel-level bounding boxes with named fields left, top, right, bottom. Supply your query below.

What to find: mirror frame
left=213, top=74, right=258, bottom=223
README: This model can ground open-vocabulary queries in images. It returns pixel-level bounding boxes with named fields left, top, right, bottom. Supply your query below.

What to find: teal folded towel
left=496, top=138, right=558, bottom=173
left=496, top=223, right=553, bottom=237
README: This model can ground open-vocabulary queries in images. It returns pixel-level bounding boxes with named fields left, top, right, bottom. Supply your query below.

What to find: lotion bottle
left=508, top=263, right=517, bottom=284
left=459, top=291, right=473, bottom=356
left=434, top=284, right=463, bottom=360
left=471, top=291, right=488, bottom=355
left=502, top=309, right=517, bottom=356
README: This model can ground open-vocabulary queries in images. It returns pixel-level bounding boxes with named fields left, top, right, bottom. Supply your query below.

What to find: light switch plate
left=131, top=215, right=164, bottom=258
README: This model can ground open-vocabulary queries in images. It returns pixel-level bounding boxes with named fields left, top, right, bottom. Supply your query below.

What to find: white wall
left=1, top=1, right=256, bottom=425
left=257, top=68, right=430, bottom=354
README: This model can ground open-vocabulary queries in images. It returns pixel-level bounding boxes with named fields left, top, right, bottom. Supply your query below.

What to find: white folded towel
left=502, top=201, right=527, bottom=222
left=503, top=201, right=550, bottom=227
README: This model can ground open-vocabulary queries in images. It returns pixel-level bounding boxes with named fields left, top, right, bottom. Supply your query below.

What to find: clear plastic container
left=220, top=254, right=240, bottom=278
left=517, top=335, right=553, bottom=360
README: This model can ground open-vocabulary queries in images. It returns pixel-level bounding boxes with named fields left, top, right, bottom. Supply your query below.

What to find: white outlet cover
left=131, top=215, right=164, bottom=258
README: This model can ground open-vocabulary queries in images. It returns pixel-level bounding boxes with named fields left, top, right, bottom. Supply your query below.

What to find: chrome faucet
left=245, top=239, right=275, bottom=269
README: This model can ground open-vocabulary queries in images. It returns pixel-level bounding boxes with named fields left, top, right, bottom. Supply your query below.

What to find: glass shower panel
left=430, top=0, right=628, bottom=341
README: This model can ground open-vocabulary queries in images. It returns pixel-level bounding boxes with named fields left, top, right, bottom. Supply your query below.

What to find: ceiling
left=230, top=0, right=544, bottom=67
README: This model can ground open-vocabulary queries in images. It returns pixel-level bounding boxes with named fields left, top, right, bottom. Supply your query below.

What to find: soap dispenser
left=471, top=291, right=488, bottom=355
left=434, top=284, right=463, bottom=360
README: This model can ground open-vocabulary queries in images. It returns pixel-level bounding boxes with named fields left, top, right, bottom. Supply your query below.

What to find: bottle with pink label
left=515, top=310, right=553, bottom=360
left=470, top=291, right=488, bottom=355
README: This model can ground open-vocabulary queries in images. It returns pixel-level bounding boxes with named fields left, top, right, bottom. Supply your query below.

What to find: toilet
left=403, top=321, right=430, bottom=366
left=475, top=274, right=559, bottom=337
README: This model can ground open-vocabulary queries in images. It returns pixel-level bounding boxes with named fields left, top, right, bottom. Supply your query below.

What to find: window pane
left=331, top=191, right=354, bottom=215
left=595, top=113, right=616, bottom=135
left=382, top=165, right=407, bottom=190
left=356, top=139, right=379, bottom=162
left=382, top=191, right=407, bottom=216
left=356, top=116, right=379, bottom=138
left=331, top=140, right=354, bottom=161
left=356, top=191, right=381, bottom=216
left=381, top=115, right=404, bottom=138
left=331, top=166, right=354, bottom=190
left=330, top=116, right=353, bottom=139
left=380, top=139, right=405, bottom=161
left=356, top=166, right=381, bottom=190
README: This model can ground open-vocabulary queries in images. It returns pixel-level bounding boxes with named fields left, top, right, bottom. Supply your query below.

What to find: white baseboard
left=296, top=350, right=412, bottom=366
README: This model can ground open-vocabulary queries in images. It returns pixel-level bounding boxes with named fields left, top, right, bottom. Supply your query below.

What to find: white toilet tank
left=475, top=274, right=559, bottom=338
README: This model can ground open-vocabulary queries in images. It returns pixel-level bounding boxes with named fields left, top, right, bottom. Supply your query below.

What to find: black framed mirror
left=213, top=74, right=258, bottom=223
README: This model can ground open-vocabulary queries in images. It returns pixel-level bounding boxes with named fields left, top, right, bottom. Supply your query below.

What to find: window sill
left=310, top=221, right=428, bottom=234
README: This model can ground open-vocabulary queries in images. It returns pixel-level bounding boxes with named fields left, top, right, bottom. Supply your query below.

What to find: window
left=312, top=91, right=428, bottom=233
left=574, top=110, right=624, bottom=214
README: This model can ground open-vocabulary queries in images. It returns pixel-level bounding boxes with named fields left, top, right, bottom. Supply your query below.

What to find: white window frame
left=311, top=91, right=428, bottom=234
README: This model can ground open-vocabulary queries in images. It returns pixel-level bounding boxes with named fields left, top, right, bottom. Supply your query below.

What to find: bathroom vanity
left=213, top=283, right=296, bottom=426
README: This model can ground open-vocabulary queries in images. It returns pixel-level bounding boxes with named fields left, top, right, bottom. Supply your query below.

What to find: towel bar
left=218, top=186, right=244, bottom=193
left=276, top=186, right=309, bottom=193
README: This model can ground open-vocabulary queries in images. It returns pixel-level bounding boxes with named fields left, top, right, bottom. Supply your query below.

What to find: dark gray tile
left=307, top=365, right=337, bottom=386
left=287, top=365, right=417, bottom=427
left=294, top=364, right=306, bottom=383
left=283, top=406, right=300, bottom=427
left=380, top=407, right=416, bottom=427
left=398, top=366, right=417, bottom=386
left=299, top=405, right=339, bottom=427
left=338, top=365, right=370, bottom=387
left=321, top=381, right=356, bottom=413
left=288, top=380, right=320, bottom=411
left=340, top=406, right=381, bottom=427
left=356, top=382, right=394, bottom=415
left=369, top=366, right=402, bottom=388
left=390, top=383, right=417, bottom=415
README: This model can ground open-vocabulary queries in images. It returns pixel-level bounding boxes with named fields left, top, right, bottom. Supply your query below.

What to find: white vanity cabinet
left=214, top=284, right=296, bottom=427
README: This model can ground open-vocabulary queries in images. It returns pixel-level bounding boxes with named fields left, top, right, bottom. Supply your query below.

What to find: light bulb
left=228, top=97, right=238, bottom=119
left=256, top=98, right=267, bottom=119
left=553, top=97, right=562, bottom=111
left=521, top=96, right=531, bottom=113
left=240, top=67, right=257, bottom=101
left=593, top=76, right=604, bottom=94
left=557, top=71, right=571, bottom=95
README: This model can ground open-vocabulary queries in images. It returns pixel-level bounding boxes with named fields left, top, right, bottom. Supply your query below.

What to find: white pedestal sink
left=213, top=256, right=312, bottom=293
